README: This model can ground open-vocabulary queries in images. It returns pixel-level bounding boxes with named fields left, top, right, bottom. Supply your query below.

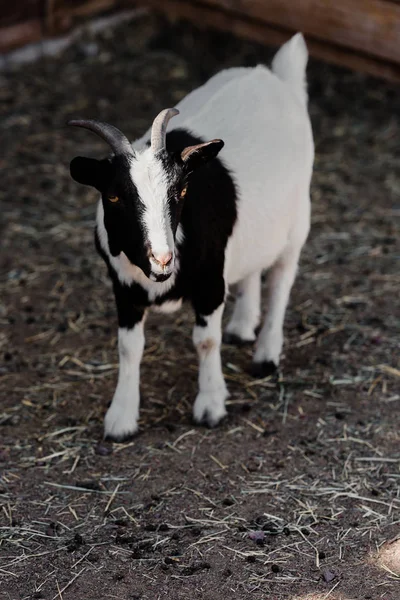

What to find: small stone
left=67, top=532, right=84, bottom=552
left=45, top=522, right=57, bottom=537
left=246, top=458, right=261, bottom=472
left=262, top=523, right=279, bottom=534
left=255, top=538, right=265, bottom=546
left=246, top=555, right=256, bottom=563
left=95, top=442, right=113, bottom=456
left=249, top=530, right=265, bottom=543
left=322, top=569, right=336, bottom=583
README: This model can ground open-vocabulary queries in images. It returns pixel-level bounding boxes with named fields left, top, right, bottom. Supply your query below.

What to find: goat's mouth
left=151, top=272, right=172, bottom=283
left=148, top=254, right=175, bottom=283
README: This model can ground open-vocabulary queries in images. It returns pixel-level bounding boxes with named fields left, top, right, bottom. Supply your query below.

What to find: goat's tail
left=271, top=33, right=308, bottom=106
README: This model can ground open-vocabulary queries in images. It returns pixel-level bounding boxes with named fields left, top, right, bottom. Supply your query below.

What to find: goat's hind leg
left=251, top=245, right=302, bottom=378
left=223, top=271, right=261, bottom=345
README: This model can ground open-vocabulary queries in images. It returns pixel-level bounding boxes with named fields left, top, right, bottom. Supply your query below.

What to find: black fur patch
left=222, top=332, right=255, bottom=346
left=250, top=361, right=278, bottom=378
left=72, top=153, right=151, bottom=274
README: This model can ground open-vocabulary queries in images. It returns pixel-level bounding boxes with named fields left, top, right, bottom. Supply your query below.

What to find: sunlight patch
left=376, top=537, right=400, bottom=577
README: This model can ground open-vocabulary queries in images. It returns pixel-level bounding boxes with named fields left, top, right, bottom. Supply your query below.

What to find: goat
left=68, top=33, right=314, bottom=441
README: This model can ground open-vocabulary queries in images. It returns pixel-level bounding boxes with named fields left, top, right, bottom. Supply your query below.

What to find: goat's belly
left=224, top=222, right=289, bottom=286
left=152, top=299, right=183, bottom=314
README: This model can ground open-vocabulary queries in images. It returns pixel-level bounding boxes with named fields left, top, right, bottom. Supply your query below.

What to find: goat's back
left=133, top=35, right=314, bottom=286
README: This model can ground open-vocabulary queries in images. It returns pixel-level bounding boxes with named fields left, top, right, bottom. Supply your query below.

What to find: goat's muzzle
left=149, top=250, right=175, bottom=282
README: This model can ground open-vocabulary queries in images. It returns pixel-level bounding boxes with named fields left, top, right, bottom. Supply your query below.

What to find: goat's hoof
left=104, top=406, right=139, bottom=442
left=104, top=430, right=137, bottom=443
left=193, top=390, right=228, bottom=427
left=194, top=410, right=228, bottom=429
left=250, top=360, right=278, bottom=378
left=223, top=332, right=254, bottom=346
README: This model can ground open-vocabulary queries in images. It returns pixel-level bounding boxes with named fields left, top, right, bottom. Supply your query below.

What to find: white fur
left=271, top=32, right=309, bottom=106
left=152, top=299, right=182, bottom=314
left=254, top=245, right=303, bottom=365
left=129, top=149, right=175, bottom=276
left=225, top=271, right=261, bottom=342
left=104, top=323, right=145, bottom=439
left=192, top=304, right=228, bottom=425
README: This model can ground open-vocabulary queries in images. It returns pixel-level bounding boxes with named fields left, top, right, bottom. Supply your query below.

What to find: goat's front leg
left=104, top=286, right=146, bottom=441
left=192, top=302, right=228, bottom=427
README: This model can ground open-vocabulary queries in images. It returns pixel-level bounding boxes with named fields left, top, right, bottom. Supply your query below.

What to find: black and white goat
left=69, top=33, right=314, bottom=440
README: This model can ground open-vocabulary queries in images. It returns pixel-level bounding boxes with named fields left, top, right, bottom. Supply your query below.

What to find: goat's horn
left=151, top=108, right=179, bottom=153
left=68, top=119, right=133, bottom=156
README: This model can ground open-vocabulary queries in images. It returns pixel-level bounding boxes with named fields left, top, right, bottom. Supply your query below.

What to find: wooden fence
left=0, top=0, right=122, bottom=53
left=1, top=0, right=400, bottom=81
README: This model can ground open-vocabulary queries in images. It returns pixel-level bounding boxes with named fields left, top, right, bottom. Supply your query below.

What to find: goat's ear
left=70, top=157, right=110, bottom=191
left=181, top=139, right=224, bottom=171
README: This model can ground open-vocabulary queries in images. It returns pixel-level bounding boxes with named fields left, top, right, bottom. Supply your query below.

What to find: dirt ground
left=1, top=11, right=399, bottom=600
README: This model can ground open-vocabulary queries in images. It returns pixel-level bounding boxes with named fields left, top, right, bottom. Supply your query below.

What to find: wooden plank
left=0, top=0, right=121, bottom=52
left=0, top=1, right=44, bottom=28
left=50, top=0, right=119, bottom=21
left=143, top=0, right=400, bottom=82
left=1, top=0, right=399, bottom=84
left=0, top=19, right=43, bottom=53
left=47, top=0, right=119, bottom=34
left=194, top=0, right=400, bottom=64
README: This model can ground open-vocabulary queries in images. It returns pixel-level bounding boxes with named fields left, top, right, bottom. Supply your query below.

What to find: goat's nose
left=151, top=251, right=173, bottom=267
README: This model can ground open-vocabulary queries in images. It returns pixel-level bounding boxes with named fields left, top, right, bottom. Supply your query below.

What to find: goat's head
left=69, top=109, right=224, bottom=282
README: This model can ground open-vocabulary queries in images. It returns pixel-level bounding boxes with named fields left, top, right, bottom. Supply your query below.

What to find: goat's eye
left=180, top=187, right=187, bottom=199
left=108, top=195, right=119, bottom=203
